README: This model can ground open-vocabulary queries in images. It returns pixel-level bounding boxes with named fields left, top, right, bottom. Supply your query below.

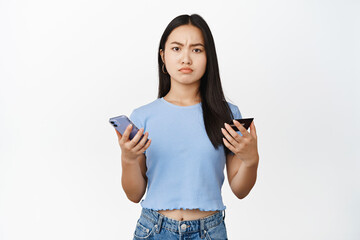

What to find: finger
left=139, top=138, right=152, bottom=154
left=128, top=128, right=144, bottom=148
left=133, top=131, right=149, bottom=151
left=232, top=120, right=249, bottom=137
left=120, top=124, right=132, bottom=144
left=221, top=127, right=239, bottom=146
left=250, top=121, right=257, bottom=139
left=222, top=137, right=236, bottom=153
left=224, top=122, right=243, bottom=140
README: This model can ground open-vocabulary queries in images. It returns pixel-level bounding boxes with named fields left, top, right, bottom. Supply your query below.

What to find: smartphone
left=229, top=118, right=254, bottom=131
left=109, top=115, right=148, bottom=143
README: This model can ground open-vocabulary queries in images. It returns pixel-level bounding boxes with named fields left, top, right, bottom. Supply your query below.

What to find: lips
left=179, top=67, right=193, bottom=73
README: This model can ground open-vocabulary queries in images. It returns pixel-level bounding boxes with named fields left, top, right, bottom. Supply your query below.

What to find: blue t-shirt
left=129, top=97, right=242, bottom=211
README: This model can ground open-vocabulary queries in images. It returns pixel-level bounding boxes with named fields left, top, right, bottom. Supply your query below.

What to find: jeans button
left=181, top=224, right=187, bottom=230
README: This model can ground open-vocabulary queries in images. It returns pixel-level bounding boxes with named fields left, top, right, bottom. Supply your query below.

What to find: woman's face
left=160, top=24, right=207, bottom=86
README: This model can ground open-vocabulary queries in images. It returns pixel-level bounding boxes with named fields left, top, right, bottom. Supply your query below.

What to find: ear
left=159, top=49, right=165, bottom=63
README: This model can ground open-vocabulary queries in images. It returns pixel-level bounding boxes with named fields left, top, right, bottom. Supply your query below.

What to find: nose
left=181, top=49, right=192, bottom=65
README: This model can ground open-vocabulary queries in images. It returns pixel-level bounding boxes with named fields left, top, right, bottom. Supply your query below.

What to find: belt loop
left=223, top=209, right=226, bottom=221
left=200, top=218, right=206, bottom=238
left=155, top=213, right=163, bottom=234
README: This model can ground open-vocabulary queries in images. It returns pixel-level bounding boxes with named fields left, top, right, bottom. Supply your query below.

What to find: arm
left=223, top=120, right=259, bottom=199
left=121, top=153, right=147, bottom=203
left=226, top=153, right=258, bottom=199
left=115, top=122, right=151, bottom=204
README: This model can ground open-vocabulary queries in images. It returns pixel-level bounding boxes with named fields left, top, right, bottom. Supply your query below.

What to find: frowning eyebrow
left=170, top=41, right=205, bottom=47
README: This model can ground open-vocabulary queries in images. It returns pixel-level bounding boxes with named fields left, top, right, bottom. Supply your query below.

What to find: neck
left=164, top=80, right=201, bottom=105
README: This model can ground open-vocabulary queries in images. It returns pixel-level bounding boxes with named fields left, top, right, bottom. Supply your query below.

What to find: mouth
left=179, top=68, right=193, bottom=73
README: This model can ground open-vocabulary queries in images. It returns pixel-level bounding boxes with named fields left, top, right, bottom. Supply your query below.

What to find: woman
left=115, top=14, right=259, bottom=240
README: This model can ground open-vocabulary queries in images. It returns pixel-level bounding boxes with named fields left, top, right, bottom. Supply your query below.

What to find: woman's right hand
left=115, top=124, right=151, bottom=161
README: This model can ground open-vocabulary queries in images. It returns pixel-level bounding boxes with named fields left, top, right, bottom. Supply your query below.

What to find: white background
left=1, top=0, right=359, bottom=239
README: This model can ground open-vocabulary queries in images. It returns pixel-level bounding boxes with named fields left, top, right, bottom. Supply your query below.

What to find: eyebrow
left=170, top=41, right=205, bottom=47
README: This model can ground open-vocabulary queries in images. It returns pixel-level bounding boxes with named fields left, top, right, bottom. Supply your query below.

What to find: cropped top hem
left=141, top=206, right=227, bottom=212
left=140, top=199, right=226, bottom=211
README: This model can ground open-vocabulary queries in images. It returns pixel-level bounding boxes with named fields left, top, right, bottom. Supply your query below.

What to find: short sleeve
left=233, top=105, right=242, bottom=120
left=129, top=109, right=147, bottom=155
left=129, top=109, right=143, bottom=130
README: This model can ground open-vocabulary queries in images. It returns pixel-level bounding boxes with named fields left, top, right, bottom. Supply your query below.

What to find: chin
left=177, top=78, right=201, bottom=85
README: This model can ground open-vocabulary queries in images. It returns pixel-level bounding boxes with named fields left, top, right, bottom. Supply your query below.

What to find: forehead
left=166, top=25, right=204, bottom=44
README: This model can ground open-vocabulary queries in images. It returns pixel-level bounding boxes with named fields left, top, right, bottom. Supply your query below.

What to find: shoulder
left=226, top=101, right=238, bottom=111
left=226, top=101, right=242, bottom=119
left=130, top=98, right=162, bottom=119
left=131, top=98, right=161, bottom=114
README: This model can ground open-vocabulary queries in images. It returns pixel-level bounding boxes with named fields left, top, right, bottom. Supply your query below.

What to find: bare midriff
left=157, top=208, right=219, bottom=221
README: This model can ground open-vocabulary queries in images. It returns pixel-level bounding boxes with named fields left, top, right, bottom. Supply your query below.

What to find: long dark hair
left=157, top=14, right=235, bottom=155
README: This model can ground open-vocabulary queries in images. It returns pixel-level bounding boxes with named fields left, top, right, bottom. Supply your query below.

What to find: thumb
left=250, top=121, right=257, bottom=138
left=115, top=129, right=122, bottom=139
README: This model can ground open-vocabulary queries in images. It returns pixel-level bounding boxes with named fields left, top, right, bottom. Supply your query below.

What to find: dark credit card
left=229, top=118, right=254, bottom=131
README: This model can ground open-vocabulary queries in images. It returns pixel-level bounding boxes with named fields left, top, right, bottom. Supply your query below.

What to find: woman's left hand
left=221, top=120, right=259, bottom=168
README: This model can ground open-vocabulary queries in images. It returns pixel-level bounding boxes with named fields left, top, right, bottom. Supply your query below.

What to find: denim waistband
left=139, top=208, right=226, bottom=237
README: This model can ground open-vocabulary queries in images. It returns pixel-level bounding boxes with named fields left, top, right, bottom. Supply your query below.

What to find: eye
left=172, top=47, right=180, bottom=51
left=193, top=48, right=202, bottom=53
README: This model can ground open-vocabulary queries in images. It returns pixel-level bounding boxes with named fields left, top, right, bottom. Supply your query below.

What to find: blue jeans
left=132, top=207, right=227, bottom=240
